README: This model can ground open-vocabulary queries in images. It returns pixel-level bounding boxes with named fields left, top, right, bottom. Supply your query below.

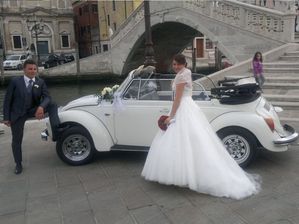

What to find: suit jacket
left=3, top=76, right=51, bottom=123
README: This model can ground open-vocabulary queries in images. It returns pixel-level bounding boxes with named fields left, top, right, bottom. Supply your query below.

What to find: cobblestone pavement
left=0, top=121, right=299, bottom=224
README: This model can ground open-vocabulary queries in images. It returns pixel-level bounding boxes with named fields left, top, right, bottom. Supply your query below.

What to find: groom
left=3, top=59, right=61, bottom=174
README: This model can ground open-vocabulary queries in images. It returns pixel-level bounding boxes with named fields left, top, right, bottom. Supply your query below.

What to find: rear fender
left=210, top=112, right=287, bottom=151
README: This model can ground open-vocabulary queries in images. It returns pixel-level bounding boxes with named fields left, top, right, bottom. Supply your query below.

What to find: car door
left=114, top=78, right=172, bottom=147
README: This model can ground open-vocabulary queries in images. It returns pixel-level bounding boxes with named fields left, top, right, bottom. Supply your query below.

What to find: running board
left=110, top=145, right=149, bottom=152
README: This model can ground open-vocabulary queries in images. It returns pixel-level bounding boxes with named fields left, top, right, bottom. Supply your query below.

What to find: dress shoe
left=15, top=164, right=23, bottom=174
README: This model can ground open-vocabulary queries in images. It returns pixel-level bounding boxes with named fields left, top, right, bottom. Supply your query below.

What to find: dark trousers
left=10, top=103, right=60, bottom=165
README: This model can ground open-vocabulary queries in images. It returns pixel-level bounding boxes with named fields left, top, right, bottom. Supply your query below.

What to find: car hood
left=62, top=95, right=99, bottom=111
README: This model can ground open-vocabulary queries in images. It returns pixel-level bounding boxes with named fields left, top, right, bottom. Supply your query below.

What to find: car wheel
left=60, top=60, right=65, bottom=65
left=17, top=64, right=23, bottom=70
left=56, top=126, right=95, bottom=166
left=217, top=127, right=258, bottom=167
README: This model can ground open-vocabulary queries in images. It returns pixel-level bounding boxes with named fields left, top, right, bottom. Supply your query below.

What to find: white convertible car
left=42, top=66, right=298, bottom=167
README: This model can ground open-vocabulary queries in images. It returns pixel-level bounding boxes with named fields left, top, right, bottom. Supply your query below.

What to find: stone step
left=280, top=55, right=299, bottom=61
left=284, top=51, right=299, bottom=56
left=263, top=67, right=299, bottom=73
left=270, top=101, right=299, bottom=110
left=265, top=77, right=299, bottom=83
left=263, top=82, right=299, bottom=90
left=279, top=118, right=299, bottom=127
left=263, top=62, right=299, bottom=68
left=264, top=94, right=299, bottom=102
left=263, top=72, right=299, bottom=77
left=225, top=75, right=299, bottom=83
left=277, top=109, right=299, bottom=125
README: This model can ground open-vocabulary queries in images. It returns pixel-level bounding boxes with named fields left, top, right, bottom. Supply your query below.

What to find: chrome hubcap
left=222, top=135, right=250, bottom=164
left=62, top=134, right=91, bottom=161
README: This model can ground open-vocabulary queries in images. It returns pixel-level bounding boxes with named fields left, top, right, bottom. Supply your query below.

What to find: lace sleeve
left=175, top=69, right=191, bottom=85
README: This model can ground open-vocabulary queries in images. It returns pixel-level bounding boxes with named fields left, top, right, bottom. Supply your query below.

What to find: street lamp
left=143, top=0, right=156, bottom=67
left=26, top=16, right=44, bottom=66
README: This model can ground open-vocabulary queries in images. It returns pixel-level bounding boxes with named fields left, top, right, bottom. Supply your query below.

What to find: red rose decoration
left=158, top=115, right=169, bottom=131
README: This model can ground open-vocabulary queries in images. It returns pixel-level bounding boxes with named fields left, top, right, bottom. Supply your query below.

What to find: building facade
left=0, top=0, right=75, bottom=63
left=98, top=0, right=142, bottom=51
left=73, top=1, right=100, bottom=58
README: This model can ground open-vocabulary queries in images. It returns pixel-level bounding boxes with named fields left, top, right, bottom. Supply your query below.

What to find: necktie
left=27, top=79, right=33, bottom=93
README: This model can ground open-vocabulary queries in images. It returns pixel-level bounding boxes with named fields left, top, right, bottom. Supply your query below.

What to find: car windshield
left=6, top=55, right=20, bottom=60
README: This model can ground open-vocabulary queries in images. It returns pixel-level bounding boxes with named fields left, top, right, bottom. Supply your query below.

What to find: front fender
left=58, top=110, right=114, bottom=152
left=210, top=112, right=288, bottom=152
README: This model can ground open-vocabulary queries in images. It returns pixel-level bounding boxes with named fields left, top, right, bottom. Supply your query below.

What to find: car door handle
left=104, top=113, right=111, bottom=116
left=160, top=108, right=169, bottom=113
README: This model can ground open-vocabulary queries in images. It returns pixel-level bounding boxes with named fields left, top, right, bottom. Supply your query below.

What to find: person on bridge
left=2, top=59, right=61, bottom=174
left=252, top=51, right=265, bottom=88
left=142, top=54, right=261, bottom=200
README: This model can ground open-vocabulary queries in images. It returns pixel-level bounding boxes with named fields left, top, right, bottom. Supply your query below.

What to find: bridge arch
left=111, top=6, right=220, bottom=74
left=123, top=22, right=201, bottom=73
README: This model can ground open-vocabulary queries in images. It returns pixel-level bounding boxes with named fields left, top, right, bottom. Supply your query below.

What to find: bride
left=141, top=54, right=261, bottom=200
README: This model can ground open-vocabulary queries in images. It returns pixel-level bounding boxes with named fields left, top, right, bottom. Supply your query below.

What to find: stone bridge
left=43, top=0, right=296, bottom=76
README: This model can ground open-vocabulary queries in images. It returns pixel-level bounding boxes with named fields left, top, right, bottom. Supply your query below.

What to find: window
left=61, top=35, right=70, bottom=48
left=113, top=22, right=117, bottom=31
left=103, top=44, right=108, bottom=52
left=205, top=39, right=213, bottom=49
left=112, top=0, right=116, bottom=11
left=9, top=0, right=18, bottom=7
left=92, top=4, right=98, bottom=13
left=58, top=0, right=66, bottom=9
left=83, top=5, right=89, bottom=13
left=12, top=35, right=22, bottom=49
left=123, top=80, right=140, bottom=100
left=87, top=25, right=91, bottom=33
left=107, top=15, right=110, bottom=26
left=79, top=8, right=82, bottom=16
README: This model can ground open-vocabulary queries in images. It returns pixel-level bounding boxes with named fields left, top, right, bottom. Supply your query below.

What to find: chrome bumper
left=41, top=129, right=49, bottom=141
left=274, top=124, right=299, bottom=145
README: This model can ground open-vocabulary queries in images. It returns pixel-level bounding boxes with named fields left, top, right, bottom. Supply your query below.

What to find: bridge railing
left=238, top=0, right=296, bottom=12
left=183, top=0, right=296, bottom=43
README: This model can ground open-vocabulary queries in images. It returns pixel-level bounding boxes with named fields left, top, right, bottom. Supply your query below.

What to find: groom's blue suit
left=3, top=76, right=60, bottom=165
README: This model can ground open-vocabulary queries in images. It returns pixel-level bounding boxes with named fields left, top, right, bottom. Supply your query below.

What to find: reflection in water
left=0, top=81, right=117, bottom=119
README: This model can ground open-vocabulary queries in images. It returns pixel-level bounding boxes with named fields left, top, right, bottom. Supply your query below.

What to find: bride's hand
left=164, top=117, right=172, bottom=125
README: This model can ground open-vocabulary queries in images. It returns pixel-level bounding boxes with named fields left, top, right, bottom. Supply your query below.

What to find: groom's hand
left=35, top=106, right=45, bottom=120
left=2, top=120, right=11, bottom=127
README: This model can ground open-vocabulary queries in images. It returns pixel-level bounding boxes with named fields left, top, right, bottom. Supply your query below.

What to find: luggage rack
left=211, top=77, right=261, bottom=105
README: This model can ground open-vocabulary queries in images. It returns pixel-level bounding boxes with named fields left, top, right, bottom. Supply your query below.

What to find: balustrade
left=183, top=0, right=295, bottom=42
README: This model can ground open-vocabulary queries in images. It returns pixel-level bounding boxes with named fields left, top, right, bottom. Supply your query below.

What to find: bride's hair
left=173, top=54, right=187, bottom=66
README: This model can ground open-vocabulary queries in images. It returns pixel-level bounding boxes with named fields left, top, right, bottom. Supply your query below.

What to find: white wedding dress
left=141, top=68, right=261, bottom=200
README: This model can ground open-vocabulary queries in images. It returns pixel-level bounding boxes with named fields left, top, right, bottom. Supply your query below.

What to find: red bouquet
left=158, top=115, right=169, bottom=131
